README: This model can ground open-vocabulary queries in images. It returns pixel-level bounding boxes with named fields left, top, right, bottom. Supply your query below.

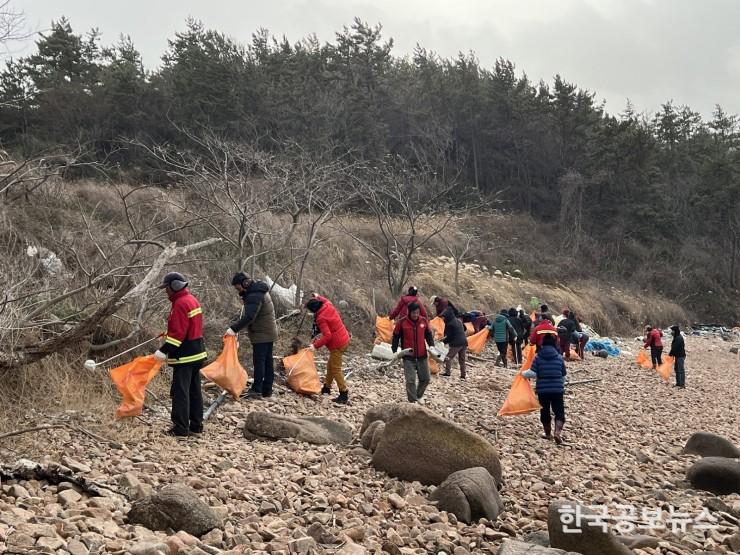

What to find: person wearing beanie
left=155, top=271, right=207, bottom=437
left=643, top=324, right=664, bottom=370
left=523, top=334, right=567, bottom=444
left=668, top=325, right=686, bottom=388
left=441, top=306, right=468, bottom=379
left=389, top=286, right=427, bottom=321
left=392, top=301, right=435, bottom=401
left=227, top=272, right=278, bottom=399
left=489, top=309, right=517, bottom=367
left=306, top=295, right=351, bottom=404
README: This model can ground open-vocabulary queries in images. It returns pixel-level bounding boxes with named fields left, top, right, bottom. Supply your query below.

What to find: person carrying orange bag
left=522, top=334, right=567, bottom=444
left=153, top=271, right=207, bottom=437
left=110, top=355, right=163, bottom=418
left=201, top=336, right=248, bottom=399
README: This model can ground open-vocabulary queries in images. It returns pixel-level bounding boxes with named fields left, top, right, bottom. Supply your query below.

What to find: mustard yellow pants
left=324, top=344, right=349, bottom=392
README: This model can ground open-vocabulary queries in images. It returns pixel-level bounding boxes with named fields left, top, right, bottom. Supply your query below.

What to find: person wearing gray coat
left=227, top=272, right=279, bottom=398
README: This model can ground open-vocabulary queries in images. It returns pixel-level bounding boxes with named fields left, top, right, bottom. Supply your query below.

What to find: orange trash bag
left=521, top=344, right=536, bottom=371
left=656, top=355, right=674, bottom=382
left=110, top=355, right=162, bottom=418
left=467, top=328, right=489, bottom=355
left=636, top=349, right=652, bottom=369
left=498, top=371, right=541, bottom=416
left=429, top=317, right=445, bottom=340
left=429, top=356, right=441, bottom=375
left=464, top=322, right=475, bottom=336
left=375, top=316, right=393, bottom=344
left=283, top=348, right=322, bottom=395
left=201, top=336, right=248, bottom=399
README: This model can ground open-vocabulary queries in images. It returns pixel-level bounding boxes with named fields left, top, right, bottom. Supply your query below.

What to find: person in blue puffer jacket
left=523, top=334, right=567, bottom=444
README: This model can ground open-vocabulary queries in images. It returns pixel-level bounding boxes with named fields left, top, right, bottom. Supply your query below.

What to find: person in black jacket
left=227, top=273, right=279, bottom=399
left=557, top=311, right=578, bottom=359
left=507, top=308, right=525, bottom=364
left=441, top=306, right=468, bottom=379
left=519, top=309, right=533, bottom=345
left=669, top=325, right=686, bottom=388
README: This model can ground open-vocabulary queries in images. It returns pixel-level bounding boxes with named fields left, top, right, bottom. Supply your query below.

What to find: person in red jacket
left=389, top=286, right=427, bottom=321
left=530, top=319, right=560, bottom=353
left=391, top=302, right=435, bottom=403
left=307, top=295, right=351, bottom=404
left=154, top=272, right=207, bottom=437
left=644, top=325, right=664, bottom=369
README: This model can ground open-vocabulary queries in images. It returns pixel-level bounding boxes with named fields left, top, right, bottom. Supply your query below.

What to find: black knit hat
left=231, top=272, right=250, bottom=286
left=306, top=298, right=323, bottom=313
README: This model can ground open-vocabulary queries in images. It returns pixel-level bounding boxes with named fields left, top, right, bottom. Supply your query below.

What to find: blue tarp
left=583, top=338, right=621, bottom=357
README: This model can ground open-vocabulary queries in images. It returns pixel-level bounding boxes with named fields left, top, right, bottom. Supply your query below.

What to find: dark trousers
left=444, top=345, right=467, bottom=377
left=537, top=392, right=565, bottom=424
left=559, top=335, right=571, bottom=358
left=495, top=341, right=508, bottom=367
left=251, top=342, right=274, bottom=396
left=675, top=356, right=686, bottom=387
left=171, top=361, right=204, bottom=434
left=650, top=346, right=663, bottom=367
left=510, top=338, right=523, bottom=364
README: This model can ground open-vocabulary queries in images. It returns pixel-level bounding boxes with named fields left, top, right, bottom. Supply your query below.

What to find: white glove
left=225, top=328, right=237, bottom=336
left=428, top=346, right=443, bottom=362
left=394, top=348, right=413, bottom=359
left=154, top=350, right=167, bottom=362
left=307, top=344, right=316, bottom=352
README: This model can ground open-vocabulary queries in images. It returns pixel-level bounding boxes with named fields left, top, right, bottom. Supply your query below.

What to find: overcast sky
left=9, top=0, right=740, bottom=119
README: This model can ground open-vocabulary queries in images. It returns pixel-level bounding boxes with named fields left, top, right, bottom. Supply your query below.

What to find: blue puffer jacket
left=527, top=345, right=566, bottom=394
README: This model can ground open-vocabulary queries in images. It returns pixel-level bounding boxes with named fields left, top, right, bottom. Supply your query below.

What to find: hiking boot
left=332, top=390, right=349, bottom=404
left=441, top=372, right=451, bottom=377
left=460, top=374, right=466, bottom=380
left=165, top=428, right=189, bottom=437
left=321, top=385, right=331, bottom=395
left=416, top=398, right=426, bottom=405
left=541, top=422, right=552, bottom=440
left=554, top=420, right=564, bottom=445
left=246, top=390, right=262, bottom=400
left=189, top=426, right=203, bottom=435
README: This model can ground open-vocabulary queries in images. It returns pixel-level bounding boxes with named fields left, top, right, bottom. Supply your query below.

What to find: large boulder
left=360, top=420, right=385, bottom=453
left=497, top=540, right=581, bottom=555
left=360, top=403, right=417, bottom=436
left=126, top=484, right=221, bottom=536
left=243, top=412, right=352, bottom=445
left=686, top=457, right=740, bottom=495
left=682, top=432, right=740, bottom=458
left=367, top=404, right=502, bottom=486
left=547, top=501, right=632, bottom=555
left=430, top=467, right=503, bottom=524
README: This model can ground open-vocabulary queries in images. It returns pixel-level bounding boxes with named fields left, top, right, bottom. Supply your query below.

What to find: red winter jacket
left=391, top=315, right=434, bottom=359
left=160, top=288, right=207, bottom=365
left=389, top=295, right=428, bottom=320
left=312, top=299, right=350, bottom=351
left=644, top=329, right=663, bottom=349
left=531, top=320, right=559, bottom=349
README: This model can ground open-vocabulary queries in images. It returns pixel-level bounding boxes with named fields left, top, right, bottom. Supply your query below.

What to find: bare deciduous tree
left=339, top=158, right=484, bottom=296
left=0, top=183, right=221, bottom=371
left=442, top=229, right=480, bottom=295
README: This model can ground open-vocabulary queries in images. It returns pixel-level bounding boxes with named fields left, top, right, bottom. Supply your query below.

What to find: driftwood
left=567, top=378, right=602, bottom=386
left=0, top=459, right=127, bottom=498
